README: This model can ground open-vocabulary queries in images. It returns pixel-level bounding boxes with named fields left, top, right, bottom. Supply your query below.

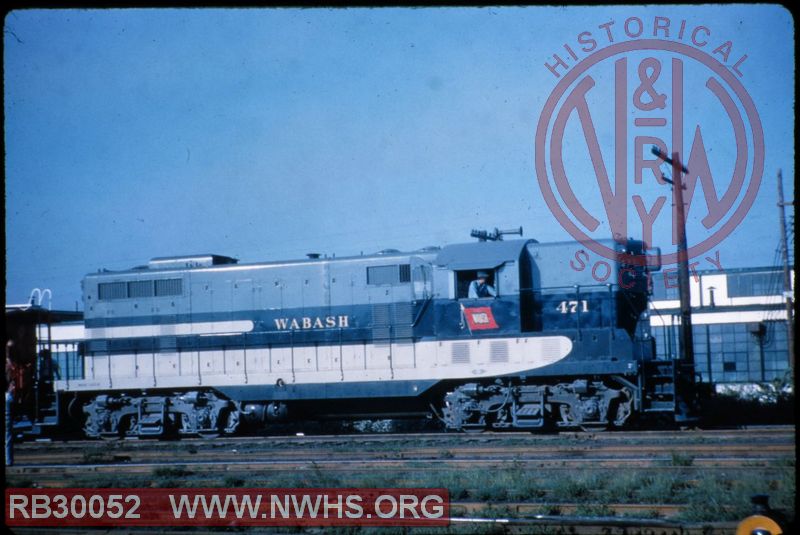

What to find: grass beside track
left=6, top=460, right=789, bottom=535
left=7, top=434, right=795, bottom=527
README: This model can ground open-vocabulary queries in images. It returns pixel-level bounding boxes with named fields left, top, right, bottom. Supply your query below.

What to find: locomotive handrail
left=575, top=285, right=581, bottom=340
left=411, top=296, right=433, bottom=327
left=65, top=342, right=70, bottom=389
left=608, top=283, right=616, bottom=340
left=242, top=332, right=248, bottom=385
left=534, top=283, right=623, bottom=292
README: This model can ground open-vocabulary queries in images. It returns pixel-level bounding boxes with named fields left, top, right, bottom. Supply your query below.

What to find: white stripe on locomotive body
left=55, top=335, right=573, bottom=392
left=649, top=309, right=789, bottom=327
left=85, top=320, right=255, bottom=339
left=650, top=295, right=786, bottom=311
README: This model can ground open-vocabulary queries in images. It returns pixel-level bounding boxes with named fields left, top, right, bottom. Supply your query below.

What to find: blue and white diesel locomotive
left=55, top=236, right=686, bottom=438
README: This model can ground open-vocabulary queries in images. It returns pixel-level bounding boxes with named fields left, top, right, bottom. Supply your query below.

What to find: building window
left=727, top=272, right=777, bottom=297
left=650, top=273, right=679, bottom=300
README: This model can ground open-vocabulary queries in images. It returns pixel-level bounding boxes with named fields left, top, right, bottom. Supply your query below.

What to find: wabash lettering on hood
left=273, top=316, right=350, bottom=331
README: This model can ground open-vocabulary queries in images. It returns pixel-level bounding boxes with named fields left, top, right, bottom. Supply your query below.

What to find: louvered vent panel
left=541, top=338, right=561, bottom=359
left=452, top=342, right=470, bottom=364
left=155, top=278, right=183, bottom=297
left=98, top=282, right=127, bottom=300
left=372, top=304, right=391, bottom=341
left=127, top=280, right=154, bottom=298
left=393, top=302, right=414, bottom=339
left=490, top=341, right=509, bottom=363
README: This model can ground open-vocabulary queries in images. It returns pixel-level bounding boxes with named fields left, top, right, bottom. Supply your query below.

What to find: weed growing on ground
left=574, top=503, right=614, bottom=517
left=604, top=471, right=642, bottom=502
left=152, top=466, right=193, bottom=478
left=223, top=475, right=246, bottom=487
left=634, top=473, right=686, bottom=504
left=549, top=472, right=605, bottom=502
left=669, top=451, right=695, bottom=466
left=5, top=477, right=34, bottom=488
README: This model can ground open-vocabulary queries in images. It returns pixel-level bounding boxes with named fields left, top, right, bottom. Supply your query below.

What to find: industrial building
left=649, top=266, right=794, bottom=384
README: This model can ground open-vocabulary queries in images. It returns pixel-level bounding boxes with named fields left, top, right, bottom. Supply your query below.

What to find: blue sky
left=4, top=6, right=794, bottom=309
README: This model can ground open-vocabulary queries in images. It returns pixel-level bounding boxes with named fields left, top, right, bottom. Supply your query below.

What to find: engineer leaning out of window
left=468, top=271, right=496, bottom=299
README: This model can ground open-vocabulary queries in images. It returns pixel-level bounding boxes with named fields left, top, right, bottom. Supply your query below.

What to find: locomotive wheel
left=610, top=389, right=633, bottom=428
left=196, top=406, right=237, bottom=438
left=99, top=418, right=126, bottom=441
left=462, top=425, right=486, bottom=434
left=558, top=404, right=578, bottom=427
left=580, top=423, right=608, bottom=433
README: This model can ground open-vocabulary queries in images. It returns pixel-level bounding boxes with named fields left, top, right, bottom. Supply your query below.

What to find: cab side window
left=455, top=269, right=496, bottom=299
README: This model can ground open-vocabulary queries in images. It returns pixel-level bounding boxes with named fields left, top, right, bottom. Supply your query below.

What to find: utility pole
left=777, top=170, right=794, bottom=375
left=671, top=151, right=695, bottom=373
left=652, top=147, right=697, bottom=423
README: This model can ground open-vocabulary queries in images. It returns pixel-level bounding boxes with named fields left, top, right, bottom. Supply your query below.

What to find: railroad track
left=8, top=426, right=794, bottom=468
left=12, top=424, right=796, bottom=449
left=12, top=444, right=794, bottom=466
left=14, top=424, right=796, bottom=447
left=8, top=429, right=794, bottom=483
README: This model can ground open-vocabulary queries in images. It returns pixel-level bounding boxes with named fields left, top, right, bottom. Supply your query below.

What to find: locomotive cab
left=433, top=239, right=535, bottom=336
